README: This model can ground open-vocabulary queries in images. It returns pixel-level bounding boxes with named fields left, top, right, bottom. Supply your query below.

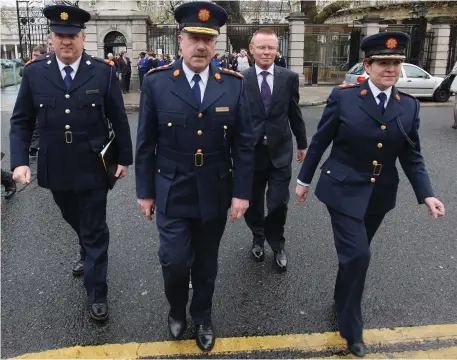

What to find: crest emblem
left=386, top=38, right=398, bottom=49
left=60, top=12, right=69, bottom=21
left=360, top=89, right=368, bottom=96
left=394, top=94, right=400, bottom=101
left=214, top=73, right=221, bottom=80
left=173, top=69, right=180, bottom=77
left=198, top=9, right=210, bottom=22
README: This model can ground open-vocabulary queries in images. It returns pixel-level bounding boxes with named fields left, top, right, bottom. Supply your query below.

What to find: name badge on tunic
left=86, top=89, right=100, bottom=94
left=215, top=107, right=229, bottom=112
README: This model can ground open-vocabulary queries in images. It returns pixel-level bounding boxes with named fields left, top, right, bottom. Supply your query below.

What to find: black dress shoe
left=274, top=249, right=287, bottom=271
left=196, top=324, right=215, bottom=352
left=4, top=182, right=16, bottom=200
left=251, top=244, right=265, bottom=262
left=89, top=302, right=109, bottom=322
left=168, top=313, right=187, bottom=340
left=72, top=260, right=84, bottom=276
left=347, top=340, right=366, bottom=357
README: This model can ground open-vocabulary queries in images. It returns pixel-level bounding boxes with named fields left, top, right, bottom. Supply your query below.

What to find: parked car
left=344, top=62, right=449, bottom=102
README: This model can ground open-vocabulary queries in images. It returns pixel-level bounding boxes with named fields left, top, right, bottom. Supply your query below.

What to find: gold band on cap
left=370, top=54, right=406, bottom=60
left=182, top=26, right=218, bottom=35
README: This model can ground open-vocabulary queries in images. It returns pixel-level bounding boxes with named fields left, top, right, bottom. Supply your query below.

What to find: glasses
left=253, top=45, right=278, bottom=51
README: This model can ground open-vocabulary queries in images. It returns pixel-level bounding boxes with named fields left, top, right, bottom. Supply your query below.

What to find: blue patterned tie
left=192, top=74, right=202, bottom=105
left=377, top=92, right=387, bottom=115
left=260, top=71, right=272, bottom=112
left=63, top=66, right=73, bottom=92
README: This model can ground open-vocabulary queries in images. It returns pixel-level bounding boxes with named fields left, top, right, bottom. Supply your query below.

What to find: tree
left=138, top=0, right=184, bottom=25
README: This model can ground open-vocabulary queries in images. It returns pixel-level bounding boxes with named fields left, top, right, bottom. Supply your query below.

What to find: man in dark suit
left=10, top=4, right=133, bottom=322
left=243, top=27, right=307, bottom=271
left=118, top=51, right=132, bottom=93
left=136, top=1, right=254, bottom=352
left=274, top=51, right=287, bottom=68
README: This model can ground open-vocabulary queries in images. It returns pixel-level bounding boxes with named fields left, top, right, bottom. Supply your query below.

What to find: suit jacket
left=135, top=58, right=255, bottom=221
left=243, top=65, right=307, bottom=169
left=118, top=56, right=132, bottom=75
left=298, top=80, right=434, bottom=219
left=10, top=52, right=133, bottom=191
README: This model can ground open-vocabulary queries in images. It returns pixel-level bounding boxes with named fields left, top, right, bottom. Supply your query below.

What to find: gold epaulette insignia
left=219, top=67, right=244, bottom=78
left=147, top=64, right=170, bottom=75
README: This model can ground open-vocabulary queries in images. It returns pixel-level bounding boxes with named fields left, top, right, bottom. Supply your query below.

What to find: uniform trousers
left=156, top=210, right=227, bottom=325
left=52, top=187, right=109, bottom=303
left=245, top=144, right=291, bottom=251
left=327, top=206, right=386, bottom=342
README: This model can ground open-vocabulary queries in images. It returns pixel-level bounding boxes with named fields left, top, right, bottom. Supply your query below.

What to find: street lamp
left=409, top=4, right=428, bottom=19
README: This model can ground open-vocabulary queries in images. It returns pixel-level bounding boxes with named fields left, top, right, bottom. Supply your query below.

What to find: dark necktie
left=377, top=92, right=387, bottom=115
left=63, top=66, right=73, bottom=92
left=192, top=74, right=202, bottom=105
left=260, top=71, right=272, bottom=112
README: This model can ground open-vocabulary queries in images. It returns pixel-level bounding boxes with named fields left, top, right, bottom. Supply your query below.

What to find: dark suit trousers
left=244, top=144, right=291, bottom=251
left=122, top=73, right=131, bottom=92
left=156, top=210, right=227, bottom=325
left=52, top=187, right=109, bottom=303
left=327, top=206, right=386, bottom=342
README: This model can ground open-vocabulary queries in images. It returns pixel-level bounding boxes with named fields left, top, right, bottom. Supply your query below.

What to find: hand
left=115, top=165, right=128, bottom=178
left=297, top=149, right=307, bottom=163
left=12, top=165, right=31, bottom=185
left=230, top=198, right=249, bottom=222
left=137, top=198, right=156, bottom=221
left=296, top=184, right=309, bottom=202
left=424, top=197, right=445, bottom=218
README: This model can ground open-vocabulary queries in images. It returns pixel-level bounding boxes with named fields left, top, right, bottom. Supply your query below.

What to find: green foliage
left=314, top=1, right=353, bottom=24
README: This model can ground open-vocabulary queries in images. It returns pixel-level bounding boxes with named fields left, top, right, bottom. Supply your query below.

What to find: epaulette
left=398, top=90, right=415, bottom=99
left=25, top=56, right=47, bottom=66
left=146, top=64, right=171, bottom=75
left=91, top=56, right=115, bottom=67
left=219, top=67, right=244, bottom=79
left=337, top=83, right=359, bottom=89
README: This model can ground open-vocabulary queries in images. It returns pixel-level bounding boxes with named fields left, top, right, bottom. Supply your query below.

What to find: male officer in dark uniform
left=136, top=1, right=254, bottom=352
left=10, top=4, right=133, bottom=322
left=296, top=32, right=445, bottom=357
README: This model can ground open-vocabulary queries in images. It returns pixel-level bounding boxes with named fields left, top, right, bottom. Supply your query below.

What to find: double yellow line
left=13, top=324, right=457, bottom=359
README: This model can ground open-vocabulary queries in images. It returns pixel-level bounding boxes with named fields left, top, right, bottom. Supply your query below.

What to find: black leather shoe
left=347, top=340, right=366, bottom=357
left=89, top=302, right=109, bottom=322
left=168, top=313, right=187, bottom=340
left=72, top=260, right=84, bottom=276
left=196, top=324, right=215, bottom=352
left=4, top=182, right=16, bottom=200
left=251, top=244, right=264, bottom=262
left=274, top=249, right=287, bottom=271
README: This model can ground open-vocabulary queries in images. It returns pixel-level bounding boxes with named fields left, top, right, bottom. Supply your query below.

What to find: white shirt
left=56, top=55, right=82, bottom=81
left=237, top=56, right=250, bottom=72
left=182, top=61, right=209, bottom=103
left=297, top=79, right=393, bottom=188
left=255, top=63, right=274, bottom=94
left=368, top=79, right=392, bottom=109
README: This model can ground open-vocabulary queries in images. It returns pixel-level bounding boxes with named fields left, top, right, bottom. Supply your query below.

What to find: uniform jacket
left=135, top=58, right=255, bottom=221
left=243, top=65, right=307, bottom=169
left=298, top=80, right=434, bottom=219
left=10, top=51, right=133, bottom=191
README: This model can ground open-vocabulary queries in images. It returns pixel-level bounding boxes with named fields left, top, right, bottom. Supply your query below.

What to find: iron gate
left=147, top=25, right=179, bottom=58
left=16, top=0, right=50, bottom=60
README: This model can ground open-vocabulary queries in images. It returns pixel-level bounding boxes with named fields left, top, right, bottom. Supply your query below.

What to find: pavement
left=1, top=104, right=457, bottom=359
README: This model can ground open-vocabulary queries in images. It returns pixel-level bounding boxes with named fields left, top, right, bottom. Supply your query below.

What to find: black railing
left=147, top=25, right=179, bottom=58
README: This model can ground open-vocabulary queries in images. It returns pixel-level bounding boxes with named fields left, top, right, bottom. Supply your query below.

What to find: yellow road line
left=319, top=346, right=457, bottom=359
left=13, top=324, right=457, bottom=359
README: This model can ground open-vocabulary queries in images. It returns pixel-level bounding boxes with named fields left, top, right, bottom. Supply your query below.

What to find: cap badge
left=198, top=8, right=210, bottom=22
left=386, top=38, right=398, bottom=49
left=60, top=12, right=69, bottom=21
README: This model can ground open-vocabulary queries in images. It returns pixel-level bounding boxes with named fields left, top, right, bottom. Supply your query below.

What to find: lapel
left=246, top=66, right=266, bottom=117
left=170, top=58, right=199, bottom=110
left=358, top=80, right=385, bottom=124
left=43, top=54, right=67, bottom=92
left=68, top=52, right=94, bottom=93
left=200, top=63, right=225, bottom=113
left=269, top=65, right=285, bottom=112
left=382, top=86, right=402, bottom=123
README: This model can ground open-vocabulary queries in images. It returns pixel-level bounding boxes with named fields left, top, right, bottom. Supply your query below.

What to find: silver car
left=344, top=62, right=449, bottom=102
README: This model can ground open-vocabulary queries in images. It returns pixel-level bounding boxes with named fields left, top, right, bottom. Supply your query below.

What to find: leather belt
left=156, top=147, right=227, bottom=168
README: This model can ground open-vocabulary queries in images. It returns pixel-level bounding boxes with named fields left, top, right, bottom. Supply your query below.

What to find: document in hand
left=100, top=136, right=119, bottom=190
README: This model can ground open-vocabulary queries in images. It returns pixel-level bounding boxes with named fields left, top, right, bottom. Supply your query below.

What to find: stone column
left=429, top=17, right=452, bottom=77
left=360, top=15, right=382, bottom=59
left=215, top=25, right=227, bottom=55
left=286, top=12, right=306, bottom=85
left=14, top=44, right=18, bottom=59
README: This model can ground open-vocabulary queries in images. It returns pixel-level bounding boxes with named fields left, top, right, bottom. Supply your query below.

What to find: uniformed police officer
left=295, top=32, right=445, bottom=357
left=136, top=1, right=254, bottom=352
left=10, top=4, right=133, bottom=322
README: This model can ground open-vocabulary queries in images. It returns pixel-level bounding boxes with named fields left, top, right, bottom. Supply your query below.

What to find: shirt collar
left=255, top=63, right=274, bottom=76
left=56, top=55, right=82, bottom=74
left=368, top=79, right=392, bottom=101
left=182, top=61, right=210, bottom=86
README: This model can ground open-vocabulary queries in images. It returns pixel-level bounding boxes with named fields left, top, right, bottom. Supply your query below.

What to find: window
left=404, top=65, right=429, bottom=79
left=348, top=63, right=365, bottom=75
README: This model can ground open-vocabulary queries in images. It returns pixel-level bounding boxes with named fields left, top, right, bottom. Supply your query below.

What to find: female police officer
left=295, top=31, right=445, bottom=357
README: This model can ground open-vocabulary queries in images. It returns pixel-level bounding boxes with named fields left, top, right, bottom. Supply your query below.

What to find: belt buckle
left=194, top=150, right=203, bottom=167
left=373, top=163, right=382, bottom=176
left=65, top=131, right=73, bottom=144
